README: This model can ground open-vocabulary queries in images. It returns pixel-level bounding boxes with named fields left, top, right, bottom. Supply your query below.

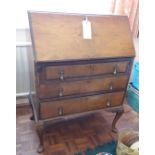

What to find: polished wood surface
left=29, top=12, right=135, bottom=62
left=38, top=75, right=128, bottom=99
left=44, top=61, right=129, bottom=80
left=16, top=102, right=139, bottom=155
left=112, top=109, right=124, bottom=133
left=28, top=11, right=135, bottom=153
left=40, top=91, right=124, bottom=119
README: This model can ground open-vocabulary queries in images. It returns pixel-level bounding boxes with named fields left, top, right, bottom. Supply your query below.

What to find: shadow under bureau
left=27, top=11, right=135, bottom=153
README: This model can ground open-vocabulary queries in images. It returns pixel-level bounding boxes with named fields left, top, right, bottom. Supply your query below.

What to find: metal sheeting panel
left=16, top=46, right=32, bottom=96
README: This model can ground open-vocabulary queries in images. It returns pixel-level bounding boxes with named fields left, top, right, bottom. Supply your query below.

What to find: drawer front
left=40, top=91, right=124, bottom=119
left=38, top=75, right=128, bottom=99
left=44, top=61, right=129, bottom=81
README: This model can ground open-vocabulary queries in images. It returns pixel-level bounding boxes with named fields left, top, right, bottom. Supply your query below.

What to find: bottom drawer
left=40, top=91, right=125, bottom=119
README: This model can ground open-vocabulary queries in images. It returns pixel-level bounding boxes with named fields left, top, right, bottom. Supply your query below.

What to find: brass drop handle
left=109, top=85, right=113, bottom=91
left=106, top=101, right=111, bottom=107
left=58, top=107, right=63, bottom=116
left=59, top=88, right=63, bottom=97
left=59, top=71, right=64, bottom=80
left=113, top=67, right=117, bottom=75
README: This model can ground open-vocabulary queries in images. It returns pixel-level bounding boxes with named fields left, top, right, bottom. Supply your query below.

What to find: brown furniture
left=28, top=11, right=135, bottom=153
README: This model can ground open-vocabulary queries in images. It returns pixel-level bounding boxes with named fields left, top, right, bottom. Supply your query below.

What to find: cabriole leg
left=28, top=94, right=35, bottom=121
left=112, top=108, right=124, bottom=133
left=36, top=123, right=44, bottom=153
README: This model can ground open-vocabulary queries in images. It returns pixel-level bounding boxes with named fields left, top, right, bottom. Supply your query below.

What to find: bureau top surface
left=28, top=12, right=135, bottom=62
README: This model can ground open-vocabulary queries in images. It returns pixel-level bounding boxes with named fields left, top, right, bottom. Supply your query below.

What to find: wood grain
left=27, top=11, right=135, bottom=153
left=29, top=12, right=135, bottom=62
left=16, top=102, right=139, bottom=155
left=44, top=61, right=129, bottom=80
left=38, top=75, right=128, bottom=99
left=40, top=91, right=124, bottom=119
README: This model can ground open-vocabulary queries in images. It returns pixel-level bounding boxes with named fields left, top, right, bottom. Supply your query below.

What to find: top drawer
left=43, top=60, right=130, bottom=81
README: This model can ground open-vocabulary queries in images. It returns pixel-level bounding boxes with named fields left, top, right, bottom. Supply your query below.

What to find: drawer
left=38, top=75, right=128, bottom=99
left=44, top=61, right=129, bottom=81
left=40, top=91, right=125, bottom=119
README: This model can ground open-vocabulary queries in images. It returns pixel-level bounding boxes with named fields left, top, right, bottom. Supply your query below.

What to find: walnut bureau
left=28, top=11, right=135, bottom=153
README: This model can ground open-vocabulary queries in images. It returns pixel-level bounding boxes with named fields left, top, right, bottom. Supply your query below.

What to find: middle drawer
left=38, top=75, right=128, bottom=99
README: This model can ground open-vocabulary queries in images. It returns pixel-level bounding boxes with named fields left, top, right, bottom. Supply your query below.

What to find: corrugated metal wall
left=16, top=45, right=32, bottom=97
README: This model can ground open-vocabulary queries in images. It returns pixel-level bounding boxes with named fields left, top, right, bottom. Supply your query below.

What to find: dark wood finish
left=28, top=11, right=135, bottom=153
left=36, top=123, right=44, bottom=153
left=29, top=12, right=135, bottom=62
left=16, top=103, right=139, bottom=155
left=38, top=75, right=128, bottom=99
left=40, top=91, right=124, bottom=119
left=45, top=61, right=129, bottom=80
left=112, top=108, right=125, bottom=133
left=27, top=39, right=39, bottom=121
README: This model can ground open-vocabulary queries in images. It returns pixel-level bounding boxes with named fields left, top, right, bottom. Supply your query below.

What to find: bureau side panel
left=120, top=58, right=134, bottom=107
left=28, top=12, right=40, bottom=122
